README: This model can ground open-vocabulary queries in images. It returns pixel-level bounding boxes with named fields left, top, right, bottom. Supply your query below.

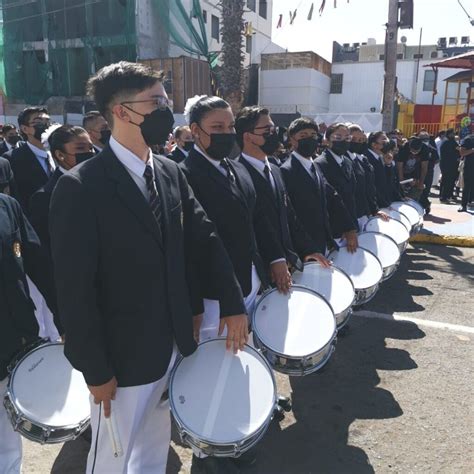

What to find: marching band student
left=50, top=62, right=247, bottom=474
left=235, top=106, right=330, bottom=276
left=316, top=123, right=359, bottom=231
left=167, top=125, right=194, bottom=163
left=82, top=111, right=111, bottom=153
left=280, top=118, right=358, bottom=255
left=348, top=124, right=388, bottom=228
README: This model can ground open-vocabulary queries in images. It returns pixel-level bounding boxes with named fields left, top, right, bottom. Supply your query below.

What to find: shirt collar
left=27, top=142, right=49, bottom=158
left=177, top=146, right=189, bottom=157
left=109, top=135, right=153, bottom=178
left=347, top=150, right=357, bottom=161
left=94, top=144, right=103, bottom=152
left=368, top=148, right=381, bottom=161
left=328, top=149, right=344, bottom=165
left=194, top=144, right=222, bottom=169
left=58, top=166, right=68, bottom=175
left=292, top=151, right=314, bottom=171
left=5, top=141, right=13, bottom=151
left=241, top=152, right=270, bottom=173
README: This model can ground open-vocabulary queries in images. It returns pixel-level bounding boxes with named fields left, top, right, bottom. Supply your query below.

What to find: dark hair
left=2, top=124, right=17, bottom=134
left=18, top=106, right=48, bottom=127
left=86, top=61, right=164, bottom=124
left=235, top=106, right=270, bottom=148
left=82, top=111, right=103, bottom=129
left=368, top=131, right=387, bottom=148
left=325, top=122, right=349, bottom=140
left=48, top=125, right=88, bottom=160
left=446, top=128, right=455, bottom=135
left=187, top=95, right=230, bottom=126
left=437, top=130, right=446, bottom=137
left=349, top=124, right=364, bottom=133
left=173, top=125, right=191, bottom=140
left=288, top=117, right=318, bottom=137
left=409, top=137, right=423, bottom=150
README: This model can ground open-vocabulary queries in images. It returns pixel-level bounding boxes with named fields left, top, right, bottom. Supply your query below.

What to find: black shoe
left=191, top=455, right=240, bottom=474
left=458, top=207, right=467, bottom=212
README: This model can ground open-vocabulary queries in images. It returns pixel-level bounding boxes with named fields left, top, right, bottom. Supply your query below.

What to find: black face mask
left=183, top=140, right=194, bottom=152
left=331, top=140, right=350, bottom=156
left=33, top=122, right=51, bottom=141
left=349, top=142, right=366, bottom=154
left=6, top=135, right=21, bottom=146
left=75, top=151, right=96, bottom=164
left=258, top=132, right=280, bottom=156
left=124, top=105, right=175, bottom=146
left=296, top=137, right=319, bottom=158
left=199, top=126, right=236, bottom=160
left=100, top=129, right=111, bottom=145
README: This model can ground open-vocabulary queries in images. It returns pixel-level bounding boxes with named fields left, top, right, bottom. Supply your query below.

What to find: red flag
left=277, top=13, right=283, bottom=28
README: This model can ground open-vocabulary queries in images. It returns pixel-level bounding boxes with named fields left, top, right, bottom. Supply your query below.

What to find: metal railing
left=403, top=122, right=461, bottom=137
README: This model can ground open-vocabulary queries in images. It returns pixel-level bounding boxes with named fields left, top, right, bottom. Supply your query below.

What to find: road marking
left=354, top=310, right=474, bottom=334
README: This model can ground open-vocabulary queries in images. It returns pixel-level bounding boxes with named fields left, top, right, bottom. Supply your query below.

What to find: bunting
left=290, top=9, right=297, bottom=24
left=275, top=0, right=351, bottom=27
left=308, top=3, right=314, bottom=20
left=277, top=13, right=283, bottom=28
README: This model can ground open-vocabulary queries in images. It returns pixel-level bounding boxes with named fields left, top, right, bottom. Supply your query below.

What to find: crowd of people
left=0, top=60, right=473, bottom=474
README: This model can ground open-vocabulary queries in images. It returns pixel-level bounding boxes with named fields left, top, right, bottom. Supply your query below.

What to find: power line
left=457, top=0, right=473, bottom=23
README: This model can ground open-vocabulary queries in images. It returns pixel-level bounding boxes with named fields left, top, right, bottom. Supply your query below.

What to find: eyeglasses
left=331, top=134, right=352, bottom=142
left=28, top=118, right=51, bottom=126
left=121, top=96, right=170, bottom=111
left=251, top=125, right=277, bottom=135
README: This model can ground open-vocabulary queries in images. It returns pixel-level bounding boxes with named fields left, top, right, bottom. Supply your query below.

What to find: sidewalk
left=410, top=188, right=473, bottom=247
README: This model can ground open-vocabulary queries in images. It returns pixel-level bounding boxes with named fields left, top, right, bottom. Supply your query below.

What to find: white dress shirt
left=328, top=149, right=344, bottom=166
left=109, top=136, right=154, bottom=200
left=241, top=153, right=276, bottom=192
left=194, top=145, right=226, bottom=176
left=177, top=146, right=189, bottom=158
left=27, top=142, right=55, bottom=174
left=292, top=151, right=315, bottom=177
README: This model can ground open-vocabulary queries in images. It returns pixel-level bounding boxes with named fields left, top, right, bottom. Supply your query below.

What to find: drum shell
left=390, top=201, right=424, bottom=235
left=252, top=287, right=337, bottom=376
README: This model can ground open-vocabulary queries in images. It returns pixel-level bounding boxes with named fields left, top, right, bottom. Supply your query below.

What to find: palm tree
left=219, top=0, right=245, bottom=111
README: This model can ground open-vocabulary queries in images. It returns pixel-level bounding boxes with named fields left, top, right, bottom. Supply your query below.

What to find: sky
left=271, top=0, right=474, bottom=61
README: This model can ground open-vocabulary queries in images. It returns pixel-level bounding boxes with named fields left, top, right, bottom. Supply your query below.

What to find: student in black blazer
left=167, top=125, right=193, bottom=163
left=4, top=107, right=55, bottom=211
left=50, top=62, right=247, bottom=474
left=235, top=106, right=330, bottom=283
left=0, top=124, right=22, bottom=156
left=280, top=118, right=358, bottom=255
left=29, top=125, right=95, bottom=256
left=316, top=123, right=359, bottom=230
left=0, top=157, right=15, bottom=195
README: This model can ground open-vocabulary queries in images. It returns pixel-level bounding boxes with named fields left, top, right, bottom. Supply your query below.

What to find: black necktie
left=143, top=164, right=163, bottom=235
left=341, top=159, right=351, bottom=181
left=310, top=163, right=319, bottom=184
left=263, top=164, right=277, bottom=198
left=220, top=159, right=236, bottom=183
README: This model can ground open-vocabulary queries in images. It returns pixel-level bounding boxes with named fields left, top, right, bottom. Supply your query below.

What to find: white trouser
left=86, top=348, right=177, bottom=474
left=358, top=215, right=369, bottom=232
left=26, top=276, right=60, bottom=342
left=0, top=377, right=22, bottom=474
left=200, top=265, right=261, bottom=342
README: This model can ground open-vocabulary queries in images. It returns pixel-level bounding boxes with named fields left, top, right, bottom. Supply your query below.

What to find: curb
left=409, top=233, right=474, bottom=248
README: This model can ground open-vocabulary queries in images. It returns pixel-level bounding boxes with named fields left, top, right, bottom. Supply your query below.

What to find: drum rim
left=379, top=207, right=412, bottom=232
left=169, top=338, right=277, bottom=446
left=357, top=231, right=401, bottom=268
left=293, top=261, right=356, bottom=313
left=7, top=342, right=90, bottom=432
left=403, top=198, right=425, bottom=216
left=364, top=215, right=410, bottom=243
left=389, top=201, right=423, bottom=224
left=252, top=285, right=337, bottom=358
left=328, top=247, right=384, bottom=291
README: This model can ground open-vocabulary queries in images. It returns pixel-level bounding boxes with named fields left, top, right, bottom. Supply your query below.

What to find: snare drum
left=379, top=207, right=412, bottom=233
left=390, top=201, right=423, bottom=234
left=3, top=341, right=90, bottom=444
left=357, top=231, right=401, bottom=281
left=169, top=339, right=276, bottom=458
left=328, top=247, right=383, bottom=306
left=252, top=286, right=337, bottom=376
left=364, top=216, right=410, bottom=253
left=292, top=262, right=355, bottom=329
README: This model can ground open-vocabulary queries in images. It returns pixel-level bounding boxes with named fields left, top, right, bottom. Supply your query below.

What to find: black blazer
left=50, top=146, right=244, bottom=387
left=5, top=143, right=50, bottom=211
left=29, top=168, right=63, bottom=257
left=167, top=147, right=187, bottom=164
left=0, top=156, right=15, bottom=194
left=0, top=194, right=58, bottom=379
left=358, top=154, right=379, bottom=214
left=238, top=155, right=318, bottom=270
left=280, top=154, right=355, bottom=253
left=0, top=140, right=10, bottom=156
left=316, top=149, right=358, bottom=228
left=347, top=153, right=371, bottom=218
left=181, top=148, right=274, bottom=297
left=366, top=149, right=392, bottom=208
left=385, top=164, right=405, bottom=202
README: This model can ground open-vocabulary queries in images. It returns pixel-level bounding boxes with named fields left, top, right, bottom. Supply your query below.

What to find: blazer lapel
left=102, top=147, right=163, bottom=249
left=153, top=157, right=172, bottom=246
left=292, top=155, right=319, bottom=198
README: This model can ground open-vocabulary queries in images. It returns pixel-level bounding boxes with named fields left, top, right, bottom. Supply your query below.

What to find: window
left=202, top=9, right=207, bottom=23
left=397, top=53, right=404, bottom=59
left=259, top=0, right=267, bottom=19
left=423, top=70, right=436, bottom=92
left=211, top=15, right=219, bottom=42
left=379, top=54, right=385, bottom=60
left=430, top=51, right=438, bottom=59
left=246, top=35, right=252, bottom=54
left=330, top=73, right=343, bottom=94
left=413, top=53, right=423, bottom=59
left=247, top=0, right=256, bottom=12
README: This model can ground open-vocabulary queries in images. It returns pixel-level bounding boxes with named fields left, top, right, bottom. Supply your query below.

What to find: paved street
left=22, top=243, right=473, bottom=474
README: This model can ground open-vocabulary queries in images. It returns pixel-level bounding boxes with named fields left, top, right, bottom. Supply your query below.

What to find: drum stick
left=105, top=405, right=123, bottom=458
left=399, top=178, right=414, bottom=185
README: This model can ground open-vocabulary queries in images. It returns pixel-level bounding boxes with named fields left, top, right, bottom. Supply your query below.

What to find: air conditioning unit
left=461, top=36, right=470, bottom=44
left=437, top=37, right=447, bottom=48
left=353, top=43, right=360, bottom=49
left=449, top=37, right=458, bottom=45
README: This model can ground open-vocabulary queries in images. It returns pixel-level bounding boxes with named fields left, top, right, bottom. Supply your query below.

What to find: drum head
left=404, top=198, right=424, bottom=217
left=364, top=217, right=410, bottom=246
left=328, top=247, right=383, bottom=291
left=379, top=208, right=411, bottom=233
left=357, top=232, right=400, bottom=269
left=170, top=340, right=275, bottom=444
left=292, top=263, right=355, bottom=316
left=253, top=287, right=335, bottom=358
left=390, top=201, right=421, bottom=227
left=9, top=344, right=90, bottom=427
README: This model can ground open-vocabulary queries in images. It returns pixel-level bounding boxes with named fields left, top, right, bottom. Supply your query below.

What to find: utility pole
left=382, top=0, right=400, bottom=131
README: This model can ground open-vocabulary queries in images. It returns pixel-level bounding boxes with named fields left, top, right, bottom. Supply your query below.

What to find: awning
left=443, top=70, right=473, bottom=82
left=424, top=51, right=474, bottom=69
